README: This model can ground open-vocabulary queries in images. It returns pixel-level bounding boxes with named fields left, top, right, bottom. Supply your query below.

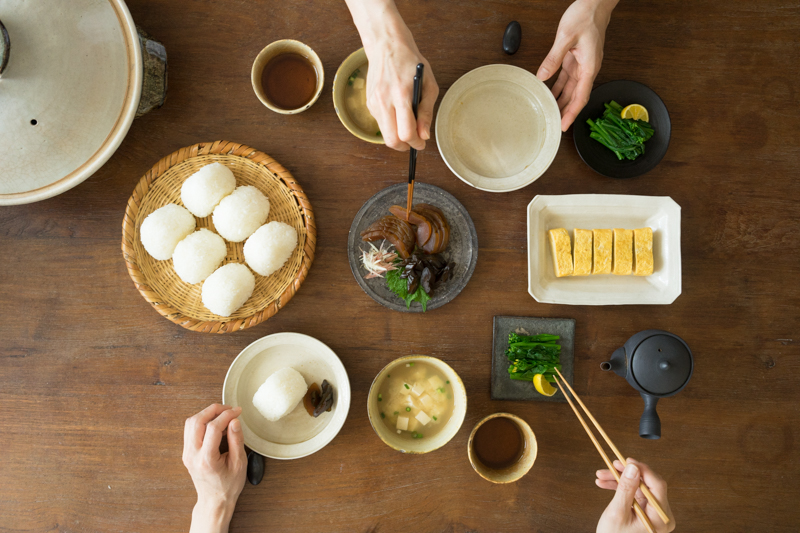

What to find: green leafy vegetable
left=347, top=68, right=360, bottom=86
left=386, top=267, right=432, bottom=311
left=587, top=101, right=655, bottom=161
left=506, top=332, right=562, bottom=382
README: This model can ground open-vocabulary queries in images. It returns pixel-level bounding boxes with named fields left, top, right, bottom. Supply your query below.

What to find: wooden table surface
left=2, top=0, right=799, bottom=531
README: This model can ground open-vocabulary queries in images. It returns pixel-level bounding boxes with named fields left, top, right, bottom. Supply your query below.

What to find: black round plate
left=573, top=80, right=671, bottom=179
left=347, top=183, right=478, bottom=313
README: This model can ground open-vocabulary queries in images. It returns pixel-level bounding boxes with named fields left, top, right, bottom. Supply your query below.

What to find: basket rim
left=121, top=140, right=316, bottom=333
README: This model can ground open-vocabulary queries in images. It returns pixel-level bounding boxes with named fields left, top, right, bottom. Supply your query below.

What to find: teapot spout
left=600, top=346, right=627, bottom=378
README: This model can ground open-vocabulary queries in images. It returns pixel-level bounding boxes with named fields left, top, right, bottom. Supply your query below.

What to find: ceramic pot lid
left=0, top=0, right=141, bottom=205
left=631, top=334, right=692, bottom=395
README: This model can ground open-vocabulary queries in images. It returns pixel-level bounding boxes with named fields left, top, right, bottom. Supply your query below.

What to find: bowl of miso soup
left=368, top=355, right=467, bottom=453
left=332, top=48, right=384, bottom=144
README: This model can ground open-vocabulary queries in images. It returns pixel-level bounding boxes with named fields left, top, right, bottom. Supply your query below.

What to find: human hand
left=596, top=458, right=675, bottom=533
left=183, top=404, right=247, bottom=533
left=346, top=0, right=439, bottom=151
left=537, top=0, right=618, bottom=131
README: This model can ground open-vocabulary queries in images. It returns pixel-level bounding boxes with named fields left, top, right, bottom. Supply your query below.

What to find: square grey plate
left=491, top=316, right=575, bottom=403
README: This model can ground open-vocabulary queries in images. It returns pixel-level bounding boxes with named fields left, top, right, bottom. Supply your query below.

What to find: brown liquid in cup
left=473, top=417, right=525, bottom=469
left=260, top=53, right=318, bottom=110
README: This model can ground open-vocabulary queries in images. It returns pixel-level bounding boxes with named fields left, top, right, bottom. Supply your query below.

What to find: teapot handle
left=639, top=393, right=661, bottom=439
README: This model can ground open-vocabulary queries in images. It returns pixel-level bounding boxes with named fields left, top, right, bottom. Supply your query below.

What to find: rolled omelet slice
left=634, top=227, right=654, bottom=276
left=573, top=229, right=592, bottom=276
left=613, top=228, right=633, bottom=275
left=592, top=229, right=612, bottom=274
left=548, top=228, right=573, bottom=277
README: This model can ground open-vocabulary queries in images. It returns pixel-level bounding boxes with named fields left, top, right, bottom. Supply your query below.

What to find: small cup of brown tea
left=251, top=39, right=324, bottom=114
left=467, top=413, right=537, bottom=483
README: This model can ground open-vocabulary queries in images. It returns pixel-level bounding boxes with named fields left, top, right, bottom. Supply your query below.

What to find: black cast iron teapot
left=601, top=329, right=693, bottom=439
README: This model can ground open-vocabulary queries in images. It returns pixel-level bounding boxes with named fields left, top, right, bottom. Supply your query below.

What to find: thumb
left=537, top=36, right=572, bottom=81
left=226, top=418, right=246, bottom=469
left=609, top=463, right=640, bottom=515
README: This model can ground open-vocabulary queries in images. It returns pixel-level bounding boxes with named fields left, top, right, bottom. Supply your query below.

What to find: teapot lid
left=631, top=334, right=692, bottom=395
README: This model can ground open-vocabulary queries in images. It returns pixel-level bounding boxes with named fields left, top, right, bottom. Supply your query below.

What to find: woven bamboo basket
left=121, top=141, right=315, bottom=333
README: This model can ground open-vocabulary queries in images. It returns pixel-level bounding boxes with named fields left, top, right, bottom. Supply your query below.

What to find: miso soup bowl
left=367, top=355, right=467, bottom=454
left=332, top=47, right=384, bottom=144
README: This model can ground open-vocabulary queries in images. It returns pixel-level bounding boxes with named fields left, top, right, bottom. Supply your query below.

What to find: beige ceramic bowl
left=332, top=48, right=384, bottom=144
left=467, top=413, right=538, bottom=483
left=367, top=355, right=466, bottom=454
left=251, top=39, right=324, bottom=115
left=222, top=332, right=350, bottom=460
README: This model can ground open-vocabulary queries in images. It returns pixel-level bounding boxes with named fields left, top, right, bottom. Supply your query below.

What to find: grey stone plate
left=347, top=183, right=478, bottom=312
left=491, top=316, right=575, bottom=402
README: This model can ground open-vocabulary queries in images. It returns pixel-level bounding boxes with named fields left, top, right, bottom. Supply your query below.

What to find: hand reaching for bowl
left=183, top=404, right=247, bottom=533
left=345, top=0, right=439, bottom=151
left=596, top=458, right=676, bottom=533
left=537, top=0, right=619, bottom=132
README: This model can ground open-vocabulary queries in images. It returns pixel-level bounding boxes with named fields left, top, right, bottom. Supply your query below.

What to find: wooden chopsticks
left=552, top=368, right=670, bottom=531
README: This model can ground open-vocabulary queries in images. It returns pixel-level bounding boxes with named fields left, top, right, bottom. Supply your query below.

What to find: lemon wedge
left=533, top=374, right=557, bottom=396
left=621, top=104, right=649, bottom=122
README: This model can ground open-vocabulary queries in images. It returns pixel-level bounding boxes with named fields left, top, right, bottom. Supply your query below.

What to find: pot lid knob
left=631, top=334, right=692, bottom=395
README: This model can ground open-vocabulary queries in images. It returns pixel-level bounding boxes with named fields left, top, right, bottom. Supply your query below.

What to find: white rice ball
left=252, top=367, right=308, bottom=422
left=243, top=221, right=298, bottom=277
left=201, top=263, right=255, bottom=316
left=212, top=186, right=270, bottom=242
left=140, top=204, right=196, bottom=261
left=172, top=229, right=227, bottom=284
left=181, top=163, right=236, bottom=218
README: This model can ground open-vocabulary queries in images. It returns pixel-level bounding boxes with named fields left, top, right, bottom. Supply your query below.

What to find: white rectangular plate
left=527, top=194, right=681, bottom=305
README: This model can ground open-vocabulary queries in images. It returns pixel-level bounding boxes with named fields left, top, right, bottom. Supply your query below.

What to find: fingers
left=596, top=468, right=620, bottom=481
left=225, top=418, right=247, bottom=471
left=184, top=404, right=231, bottom=452
left=608, top=463, right=641, bottom=516
left=396, top=102, right=426, bottom=151
left=560, top=73, right=593, bottom=131
left=537, top=34, right=572, bottom=81
left=416, top=75, right=439, bottom=141
left=551, top=69, right=569, bottom=100
left=596, top=479, right=617, bottom=491
left=376, top=105, right=407, bottom=152
left=201, top=406, right=242, bottom=462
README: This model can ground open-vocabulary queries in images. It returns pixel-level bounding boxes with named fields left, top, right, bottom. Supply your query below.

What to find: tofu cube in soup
left=396, top=416, right=409, bottom=431
left=428, top=375, right=444, bottom=389
left=420, top=394, right=434, bottom=410
left=415, top=411, right=432, bottom=426
left=411, top=382, right=425, bottom=397
left=407, top=416, right=420, bottom=432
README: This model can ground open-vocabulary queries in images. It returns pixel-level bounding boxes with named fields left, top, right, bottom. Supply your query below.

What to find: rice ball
left=172, top=229, right=227, bottom=284
left=252, top=367, right=308, bottom=422
left=181, top=163, right=236, bottom=218
left=212, top=186, right=270, bottom=242
left=140, top=204, right=196, bottom=260
left=243, top=221, right=298, bottom=277
left=201, top=263, right=255, bottom=316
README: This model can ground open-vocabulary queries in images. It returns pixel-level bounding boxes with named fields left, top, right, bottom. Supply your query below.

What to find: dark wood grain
left=1, top=0, right=799, bottom=531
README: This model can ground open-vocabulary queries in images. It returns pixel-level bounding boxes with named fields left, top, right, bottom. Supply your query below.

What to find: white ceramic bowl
left=222, top=333, right=350, bottom=459
left=367, top=355, right=467, bottom=454
left=435, top=64, right=561, bottom=193
left=0, top=0, right=142, bottom=205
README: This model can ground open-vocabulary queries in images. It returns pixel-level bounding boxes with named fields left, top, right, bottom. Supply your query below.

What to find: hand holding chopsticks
left=553, top=369, right=675, bottom=532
